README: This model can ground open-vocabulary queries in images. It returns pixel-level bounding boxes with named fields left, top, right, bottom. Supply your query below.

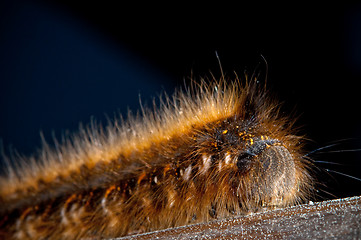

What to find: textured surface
left=119, top=196, right=361, bottom=239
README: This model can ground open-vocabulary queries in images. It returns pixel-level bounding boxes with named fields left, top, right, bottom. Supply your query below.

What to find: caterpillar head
left=191, top=82, right=313, bottom=214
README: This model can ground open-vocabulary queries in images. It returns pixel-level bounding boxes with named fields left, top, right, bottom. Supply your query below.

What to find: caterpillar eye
left=236, top=152, right=254, bottom=173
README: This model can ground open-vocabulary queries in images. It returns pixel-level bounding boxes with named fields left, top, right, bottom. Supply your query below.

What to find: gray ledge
left=119, top=196, right=361, bottom=239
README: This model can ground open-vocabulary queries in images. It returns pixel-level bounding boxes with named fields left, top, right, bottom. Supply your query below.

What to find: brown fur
left=0, top=77, right=313, bottom=239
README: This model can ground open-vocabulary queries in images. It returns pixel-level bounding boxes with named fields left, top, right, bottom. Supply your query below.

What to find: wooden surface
left=118, top=196, right=361, bottom=239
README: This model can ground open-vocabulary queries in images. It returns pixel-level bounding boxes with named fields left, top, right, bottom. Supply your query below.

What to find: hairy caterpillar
left=0, top=75, right=313, bottom=239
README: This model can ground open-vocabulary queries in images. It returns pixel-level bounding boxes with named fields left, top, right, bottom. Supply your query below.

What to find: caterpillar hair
left=0, top=75, right=314, bottom=239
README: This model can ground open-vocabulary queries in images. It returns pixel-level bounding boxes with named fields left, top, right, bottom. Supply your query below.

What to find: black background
left=1, top=1, right=361, bottom=199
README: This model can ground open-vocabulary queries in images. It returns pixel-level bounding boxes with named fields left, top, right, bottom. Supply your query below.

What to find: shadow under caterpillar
left=0, top=75, right=314, bottom=239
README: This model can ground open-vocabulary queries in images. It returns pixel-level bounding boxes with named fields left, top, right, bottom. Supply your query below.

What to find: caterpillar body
left=0, top=77, right=313, bottom=239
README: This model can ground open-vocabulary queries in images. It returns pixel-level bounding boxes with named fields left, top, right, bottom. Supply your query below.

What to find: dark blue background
left=1, top=1, right=361, bottom=198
